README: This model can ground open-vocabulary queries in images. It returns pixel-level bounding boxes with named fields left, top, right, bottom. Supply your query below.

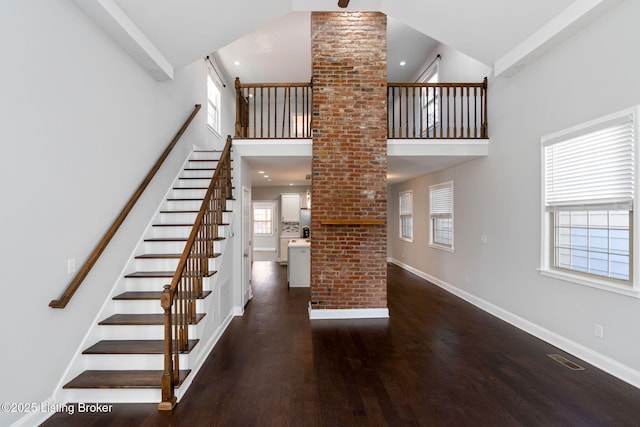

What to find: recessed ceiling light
left=289, top=183, right=294, bottom=186
left=400, top=61, right=406, bottom=66
left=234, top=61, right=240, bottom=66
left=258, top=170, right=265, bottom=174
left=264, top=175, right=269, bottom=178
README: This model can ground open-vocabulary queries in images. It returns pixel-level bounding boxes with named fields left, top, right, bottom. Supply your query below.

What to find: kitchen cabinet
left=280, top=237, right=295, bottom=264
left=281, top=193, right=300, bottom=223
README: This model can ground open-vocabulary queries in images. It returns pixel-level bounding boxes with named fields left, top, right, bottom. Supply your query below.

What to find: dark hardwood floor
left=42, top=262, right=640, bottom=426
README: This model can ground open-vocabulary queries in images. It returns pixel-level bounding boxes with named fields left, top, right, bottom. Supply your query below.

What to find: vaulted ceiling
left=73, top=0, right=622, bottom=185
left=79, top=0, right=621, bottom=81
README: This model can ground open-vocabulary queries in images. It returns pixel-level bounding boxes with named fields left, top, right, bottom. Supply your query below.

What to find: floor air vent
left=547, top=354, right=586, bottom=371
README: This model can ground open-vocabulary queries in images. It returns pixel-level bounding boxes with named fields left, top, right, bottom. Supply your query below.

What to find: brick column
left=310, top=12, right=388, bottom=315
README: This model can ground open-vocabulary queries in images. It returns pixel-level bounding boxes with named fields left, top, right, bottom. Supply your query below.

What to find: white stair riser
left=99, top=323, right=202, bottom=340
left=135, top=258, right=181, bottom=271
left=152, top=225, right=227, bottom=239
left=113, top=299, right=208, bottom=314
left=175, top=178, right=212, bottom=188
left=166, top=200, right=204, bottom=211
left=188, top=160, right=219, bottom=169
left=191, top=151, right=221, bottom=161
left=181, top=169, right=214, bottom=179
left=83, top=353, right=190, bottom=370
left=144, top=240, right=187, bottom=254
left=152, top=225, right=193, bottom=239
left=123, top=277, right=216, bottom=293
left=135, top=257, right=219, bottom=272
left=63, top=388, right=162, bottom=404
left=171, top=188, right=207, bottom=199
left=158, top=212, right=198, bottom=224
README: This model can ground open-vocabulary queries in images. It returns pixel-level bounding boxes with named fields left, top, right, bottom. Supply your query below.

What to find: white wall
left=389, top=0, right=640, bottom=385
left=0, top=1, right=207, bottom=425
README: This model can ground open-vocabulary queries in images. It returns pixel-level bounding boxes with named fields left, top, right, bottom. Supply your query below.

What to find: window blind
left=430, top=182, right=453, bottom=218
left=543, top=114, right=635, bottom=211
left=399, top=191, right=413, bottom=215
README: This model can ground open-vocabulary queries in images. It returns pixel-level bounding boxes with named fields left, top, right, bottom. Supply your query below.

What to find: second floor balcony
left=234, top=77, right=488, bottom=140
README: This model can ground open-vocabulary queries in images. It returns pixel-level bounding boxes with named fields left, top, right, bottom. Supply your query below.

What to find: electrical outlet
left=67, top=258, right=76, bottom=274
left=594, top=323, right=604, bottom=339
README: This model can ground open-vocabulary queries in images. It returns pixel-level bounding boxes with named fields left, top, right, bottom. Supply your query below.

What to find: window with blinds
left=542, top=107, right=637, bottom=287
left=429, top=181, right=454, bottom=250
left=399, top=190, right=413, bottom=241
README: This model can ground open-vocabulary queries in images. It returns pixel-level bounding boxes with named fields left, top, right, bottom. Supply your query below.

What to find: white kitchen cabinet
left=281, top=193, right=300, bottom=223
left=280, top=237, right=294, bottom=264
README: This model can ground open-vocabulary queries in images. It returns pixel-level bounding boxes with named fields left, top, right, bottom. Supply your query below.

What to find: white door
left=242, top=186, right=253, bottom=304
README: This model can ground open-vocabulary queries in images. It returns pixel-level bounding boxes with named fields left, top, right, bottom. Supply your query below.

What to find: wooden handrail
left=49, top=104, right=202, bottom=309
left=387, top=78, right=488, bottom=139
left=160, top=135, right=233, bottom=410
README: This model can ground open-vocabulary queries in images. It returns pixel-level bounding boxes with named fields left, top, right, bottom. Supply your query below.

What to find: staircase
left=61, top=149, right=233, bottom=404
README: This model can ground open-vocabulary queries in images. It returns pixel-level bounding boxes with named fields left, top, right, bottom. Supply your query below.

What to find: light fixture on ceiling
left=338, top=0, right=350, bottom=8
left=234, top=61, right=240, bottom=66
left=400, top=61, right=406, bottom=66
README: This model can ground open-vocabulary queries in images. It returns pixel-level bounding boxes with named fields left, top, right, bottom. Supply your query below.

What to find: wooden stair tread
left=152, top=223, right=229, bottom=227
left=99, top=313, right=206, bottom=325
left=113, top=290, right=212, bottom=300
left=144, top=237, right=225, bottom=242
left=63, top=370, right=190, bottom=389
left=83, top=339, right=199, bottom=354
left=173, top=187, right=208, bottom=190
left=135, top=253, right=220, bottom=259
left=124, top=270, right=217, bottom=278
left=160, top=209, right=231, bottom=213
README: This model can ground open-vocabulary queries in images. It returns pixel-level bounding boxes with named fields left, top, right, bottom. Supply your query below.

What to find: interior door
left=242, top=186, right=253, bottom=304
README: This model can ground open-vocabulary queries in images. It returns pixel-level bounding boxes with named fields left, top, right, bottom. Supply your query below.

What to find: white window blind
left=543, top=114, right=635, bottom=211
left=430, top=182, right=453, bottom=218
left=399, top=192, right=413, bottom=215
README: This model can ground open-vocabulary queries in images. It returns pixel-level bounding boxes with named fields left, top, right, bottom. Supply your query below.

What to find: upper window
left=399, top=190, right=413, bottom=242
left=541, top=106, right=638, bottom=294
left=429, top=181, right=454, bottom=251
left=420, top=60, right=439, bottom=136
left=207, top=62, right=221, bottom=135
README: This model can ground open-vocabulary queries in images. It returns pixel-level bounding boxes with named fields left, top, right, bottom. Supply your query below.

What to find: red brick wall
left=310, top=12, right=388, bottom=311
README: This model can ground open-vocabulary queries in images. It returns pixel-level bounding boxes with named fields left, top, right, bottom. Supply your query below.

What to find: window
left=429, top=181, right=453, bottom=251
left=420, top=62, right=439, bottom=136
left=399, top=190, right=413, bottom=241
left=253, top=205, right=273, bottom=235
left=541, top=106, right=638, bottom=294
left=207, top=62, right=221, bottom=134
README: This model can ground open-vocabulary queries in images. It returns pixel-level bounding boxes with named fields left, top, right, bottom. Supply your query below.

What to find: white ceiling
left=101, top=0, right=615, bottom=186
left=213, top=12, right=440, bottom=83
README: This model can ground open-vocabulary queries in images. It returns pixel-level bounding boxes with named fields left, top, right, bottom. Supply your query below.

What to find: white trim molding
left=308, top=304, right=389, bottom=320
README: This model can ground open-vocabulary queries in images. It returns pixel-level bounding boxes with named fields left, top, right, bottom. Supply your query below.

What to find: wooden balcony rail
left=235, top=78, right=312, bottom=139
left=159, top=135, right=233, bottom=410
left=49, top=104, right=202, bottom=309
left=388, top=78, right=488, bottom=139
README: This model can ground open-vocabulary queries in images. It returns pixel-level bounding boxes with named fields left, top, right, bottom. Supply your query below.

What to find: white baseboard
left=308, top=304, right=389, bottom=320
left=388, top=258, right=640, bottom=390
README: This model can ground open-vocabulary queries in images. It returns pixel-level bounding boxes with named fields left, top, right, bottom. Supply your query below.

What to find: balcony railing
left=234, top=77, right=488, bottom=140
left=388, top=78, right=488, bottom=139
left=235, top=78, right=312, bottom=139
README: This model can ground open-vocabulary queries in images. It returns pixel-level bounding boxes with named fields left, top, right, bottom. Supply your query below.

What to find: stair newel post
left=159, top=284, right=176, bottom=411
